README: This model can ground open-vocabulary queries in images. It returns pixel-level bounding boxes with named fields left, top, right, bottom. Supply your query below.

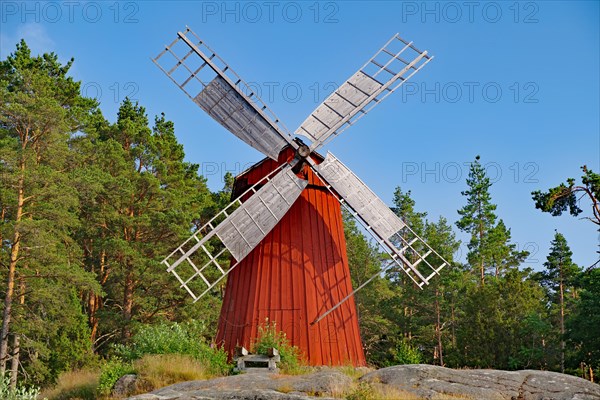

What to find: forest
left=0, top=40, right=599, bottom=397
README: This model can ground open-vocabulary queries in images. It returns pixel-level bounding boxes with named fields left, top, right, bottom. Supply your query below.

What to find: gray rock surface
left=128, top=365, right=600, bottom=400
left=361, top=364, right=600, bottom=400
left=113, top=374, right=138, bottom=396
left=127, top=369, right=350, bottom=400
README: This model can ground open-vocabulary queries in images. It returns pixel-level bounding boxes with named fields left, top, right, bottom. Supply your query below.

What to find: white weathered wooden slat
left=195, top=76, right=287, bottom=159
left=316, top=153, right=405, bottom=240
left=153, top=28, right=295, bottom=160
left=294, top=34, right=431, bottom=150
left=215, top=166, right=307, bottom=261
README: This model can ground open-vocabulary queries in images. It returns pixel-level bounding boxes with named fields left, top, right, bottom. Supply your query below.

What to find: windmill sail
left=310, top=154, right=447, bottom=325
left=153, top=27, right=294, bottom=160
left=295, top=33, right=432, bottom=151
left=162, top=164, right=307, bottom=301
left=314, top=153, right=447, bottom=288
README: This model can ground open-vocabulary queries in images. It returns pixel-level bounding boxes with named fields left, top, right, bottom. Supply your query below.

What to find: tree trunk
left=559, top=272, right=565, bottom=374
left=478, top=199, right=485, bottom=286
left=449, top=301, right=457, bottom=348
left=0, top=170, right=25, bottom=375
left=9, top=279, right=24, bottom=389
left=122, top=263, right=134, bottom=340
left=86, top=245, right=106, bottom=350
left=435, top=288, right=444, bottom=366
left=88, top=292, right=99, bottom=348
left=9, top=335, right=19, bottom=389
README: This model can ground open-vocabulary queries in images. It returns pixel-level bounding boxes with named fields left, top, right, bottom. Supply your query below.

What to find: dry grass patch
left=41, top=369, right=99, bottom=400
left=132, top=354, right=212, bottom=394
left=344, top=381, right=424, bottom=400
left=334, top=365, right=373, bottom=379
left=276, top=383, right=294, bottom=394
left=343, top=381, right=476, bottom=400
left=431, top=394, right=475, bottom=400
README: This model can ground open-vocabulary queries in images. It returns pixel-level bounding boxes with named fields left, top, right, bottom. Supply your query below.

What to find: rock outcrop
left=361, top=365, right=600, bottom=400
left=128, top=369, right=350, bottom=400
left=128, top=364, right=600, bottom=400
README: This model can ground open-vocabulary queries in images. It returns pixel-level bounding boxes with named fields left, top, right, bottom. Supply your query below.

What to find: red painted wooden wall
left=215, top=147, right=366, bottom=366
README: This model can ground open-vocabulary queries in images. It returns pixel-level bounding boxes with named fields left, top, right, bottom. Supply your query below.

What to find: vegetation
left=344, top=381, right=425, bottom=400
left=97, top=359, right=134, bottom=396
left=532, top=165, right=600, bottom=227
left=133, top=354, right=214, bottom=393
left=1, top=40, right=599, bottom=398
left=40, top=370, right=98, bottom=400
left=252, top=319, right=304, bottom=374
left=1, top=373, right=43, bottom=400
left=113, top=321, right=230, bottom=376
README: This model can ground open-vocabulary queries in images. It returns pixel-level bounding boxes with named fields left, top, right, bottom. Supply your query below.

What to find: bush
left=387, top=338, right=423, bottom=366
left=97, top=358, right=134, bottom=396
left=251, top=319, right=303, bottom=374
left=0, top=373, right=44, bottom=400
left=113, top=321, right=230, bottom=376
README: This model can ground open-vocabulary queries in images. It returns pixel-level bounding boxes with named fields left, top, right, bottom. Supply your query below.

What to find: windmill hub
left=296, top=144, right=310, bottom=159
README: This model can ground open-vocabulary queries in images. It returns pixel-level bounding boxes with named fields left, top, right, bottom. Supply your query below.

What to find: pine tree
left=392, top=186, right=427, bottom=236
left=532, top=165, right=600, bottom=227
left=0, top=40, right=99, bottom=384
left=567, top=268, right=600, bottom=379
left=343, top=210, right=393, bottom=366
left=415, top=217, right=460, bottom=366
left=456, top=268, right=546, bottom=369
left=73, top=99, right=215, bottom=347
left=485, top=220, right=528, bottom=278
left=456, top=156, right=497, bottom=284
left=388, top=187, right=427, bottom=342
left=537, top=232, right=580, bottom=373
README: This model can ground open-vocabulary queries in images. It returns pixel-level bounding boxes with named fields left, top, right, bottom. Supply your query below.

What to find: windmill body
left=217, top=147, right=365, bottom=366
left=154, top=28, right=448, bottom=366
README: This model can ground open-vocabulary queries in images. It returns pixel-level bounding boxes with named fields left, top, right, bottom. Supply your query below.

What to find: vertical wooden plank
left=289, top=185, right=306, bottom=353
left=322, top=186, right=345, bottom=365
left=299, top=192, right=320, bottom=365
left=323, top=191, right=349, bottom=365
left=313, top=183, right=335, bottom=365
left=332, top=195, right=363, bottom=364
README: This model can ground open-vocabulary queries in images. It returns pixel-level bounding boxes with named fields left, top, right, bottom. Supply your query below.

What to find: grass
left=276, top=383, right=294, bottom=394
left=334, top=365, right=373, bottom=379
left=133, top=354, right=213, bottom=393
left=40, top=369, right=99, bottom=400
left=42, top=354, right=220, bottom=400
left=344, top=381, right=426, bottom=400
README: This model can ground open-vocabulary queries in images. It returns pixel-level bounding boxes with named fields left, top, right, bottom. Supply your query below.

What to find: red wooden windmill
left=153, top=27, right=448, bottom=366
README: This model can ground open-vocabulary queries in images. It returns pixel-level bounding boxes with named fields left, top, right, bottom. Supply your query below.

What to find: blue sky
left=1, top=1, right=599, bottom=270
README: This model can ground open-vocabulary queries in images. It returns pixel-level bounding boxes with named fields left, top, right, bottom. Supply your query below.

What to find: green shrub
left=387, top=339, right=423, bottom=366
left=97, top=358, right=134, bottom=396
left=0, top=373, right=44, bottom=400
left=113, top=321, right=231, bottom=376
left=251, top=319, right=303, bottom=374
